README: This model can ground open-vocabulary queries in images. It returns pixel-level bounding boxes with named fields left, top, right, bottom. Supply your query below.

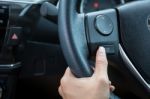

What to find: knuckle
left=60, top=77, right=67, bottom=85
left=96, top=77, right=109, bottom=85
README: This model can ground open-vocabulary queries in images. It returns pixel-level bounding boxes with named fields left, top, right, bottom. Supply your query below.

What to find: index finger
left=93, top=47, right=108, bottom=78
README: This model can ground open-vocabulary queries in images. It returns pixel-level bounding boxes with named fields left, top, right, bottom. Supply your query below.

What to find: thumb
left=93, top=47, right=108, bottom=77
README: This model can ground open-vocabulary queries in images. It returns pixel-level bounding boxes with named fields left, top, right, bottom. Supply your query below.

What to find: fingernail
left=98, top=46, right=105, bottom=53
left=97, top=47, right=105, bottom=56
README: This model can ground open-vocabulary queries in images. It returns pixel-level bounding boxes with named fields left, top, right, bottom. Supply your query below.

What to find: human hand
left=58, top=47, right=115, bottom=99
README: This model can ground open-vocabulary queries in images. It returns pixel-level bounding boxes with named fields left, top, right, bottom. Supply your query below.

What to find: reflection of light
left=93, top=2, right=100, bottom=8
left=0, top=0, right=44, bottom=4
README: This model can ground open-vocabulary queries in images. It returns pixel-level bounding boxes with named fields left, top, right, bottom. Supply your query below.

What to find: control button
left=7, top=27, right=23, bottom=46
left=95, top=15, right=113, bottom=35
left=103, top=45, right=115, bottom=55
left=11, top=33, right=18, bottom=40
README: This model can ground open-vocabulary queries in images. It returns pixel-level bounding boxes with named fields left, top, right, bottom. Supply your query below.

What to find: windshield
left=0, top=0, right=46, bottom=4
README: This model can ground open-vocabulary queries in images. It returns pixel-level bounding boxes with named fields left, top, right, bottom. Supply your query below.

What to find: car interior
left=0, top=0, right=150, bottom=99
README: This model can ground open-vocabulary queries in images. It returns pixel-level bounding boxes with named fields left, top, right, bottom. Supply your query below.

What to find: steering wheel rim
left=58, top=0, right=93, bottom=77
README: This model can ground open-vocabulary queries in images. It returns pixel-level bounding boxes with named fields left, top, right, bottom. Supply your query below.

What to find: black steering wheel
left=58, top=0, right=150, bottom=98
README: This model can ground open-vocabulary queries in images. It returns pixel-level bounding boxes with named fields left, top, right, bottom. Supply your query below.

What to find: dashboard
left=80, top=0, right=144, bottom=13
left=0, top=0, right=136, bottom=13
left=81, top=0, right=125, bottom=13
left=0, top=0, right=57, bottom=65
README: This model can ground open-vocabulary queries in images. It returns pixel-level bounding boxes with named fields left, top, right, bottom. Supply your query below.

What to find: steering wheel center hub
left=118, top=1, right=150, bottom=83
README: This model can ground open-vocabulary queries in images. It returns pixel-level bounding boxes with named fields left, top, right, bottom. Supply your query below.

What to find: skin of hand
left=58, top=47, right=115, bottom=99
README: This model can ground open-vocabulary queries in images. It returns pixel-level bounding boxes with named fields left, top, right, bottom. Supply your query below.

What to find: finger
left=58, top=86, right=63, bottom=97
left=110, top=85, right=115, bottom=92
left=93, top=47, right=108, bottom=77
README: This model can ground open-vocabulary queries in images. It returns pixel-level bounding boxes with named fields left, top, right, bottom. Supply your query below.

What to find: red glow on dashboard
left=93, top=2, right=100, bottom=9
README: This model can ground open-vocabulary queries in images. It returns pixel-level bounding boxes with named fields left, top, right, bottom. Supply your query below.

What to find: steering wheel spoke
left=85, top=9, right=119, bottom=64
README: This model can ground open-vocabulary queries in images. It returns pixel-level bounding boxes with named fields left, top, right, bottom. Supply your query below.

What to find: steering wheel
left=58, top=0, right=150, bottom=98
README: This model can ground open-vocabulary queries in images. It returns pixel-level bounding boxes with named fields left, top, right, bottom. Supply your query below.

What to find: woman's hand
left=58, top=47, right=115, bottom=99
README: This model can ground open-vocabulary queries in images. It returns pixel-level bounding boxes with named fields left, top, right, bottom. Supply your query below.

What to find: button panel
left=103, top=45, right=115, bottom=55
left=7, top=27, right=23, bottom=46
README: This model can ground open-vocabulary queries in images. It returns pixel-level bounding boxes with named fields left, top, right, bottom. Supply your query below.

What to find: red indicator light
left=93, top=2, right=100, bottom=9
